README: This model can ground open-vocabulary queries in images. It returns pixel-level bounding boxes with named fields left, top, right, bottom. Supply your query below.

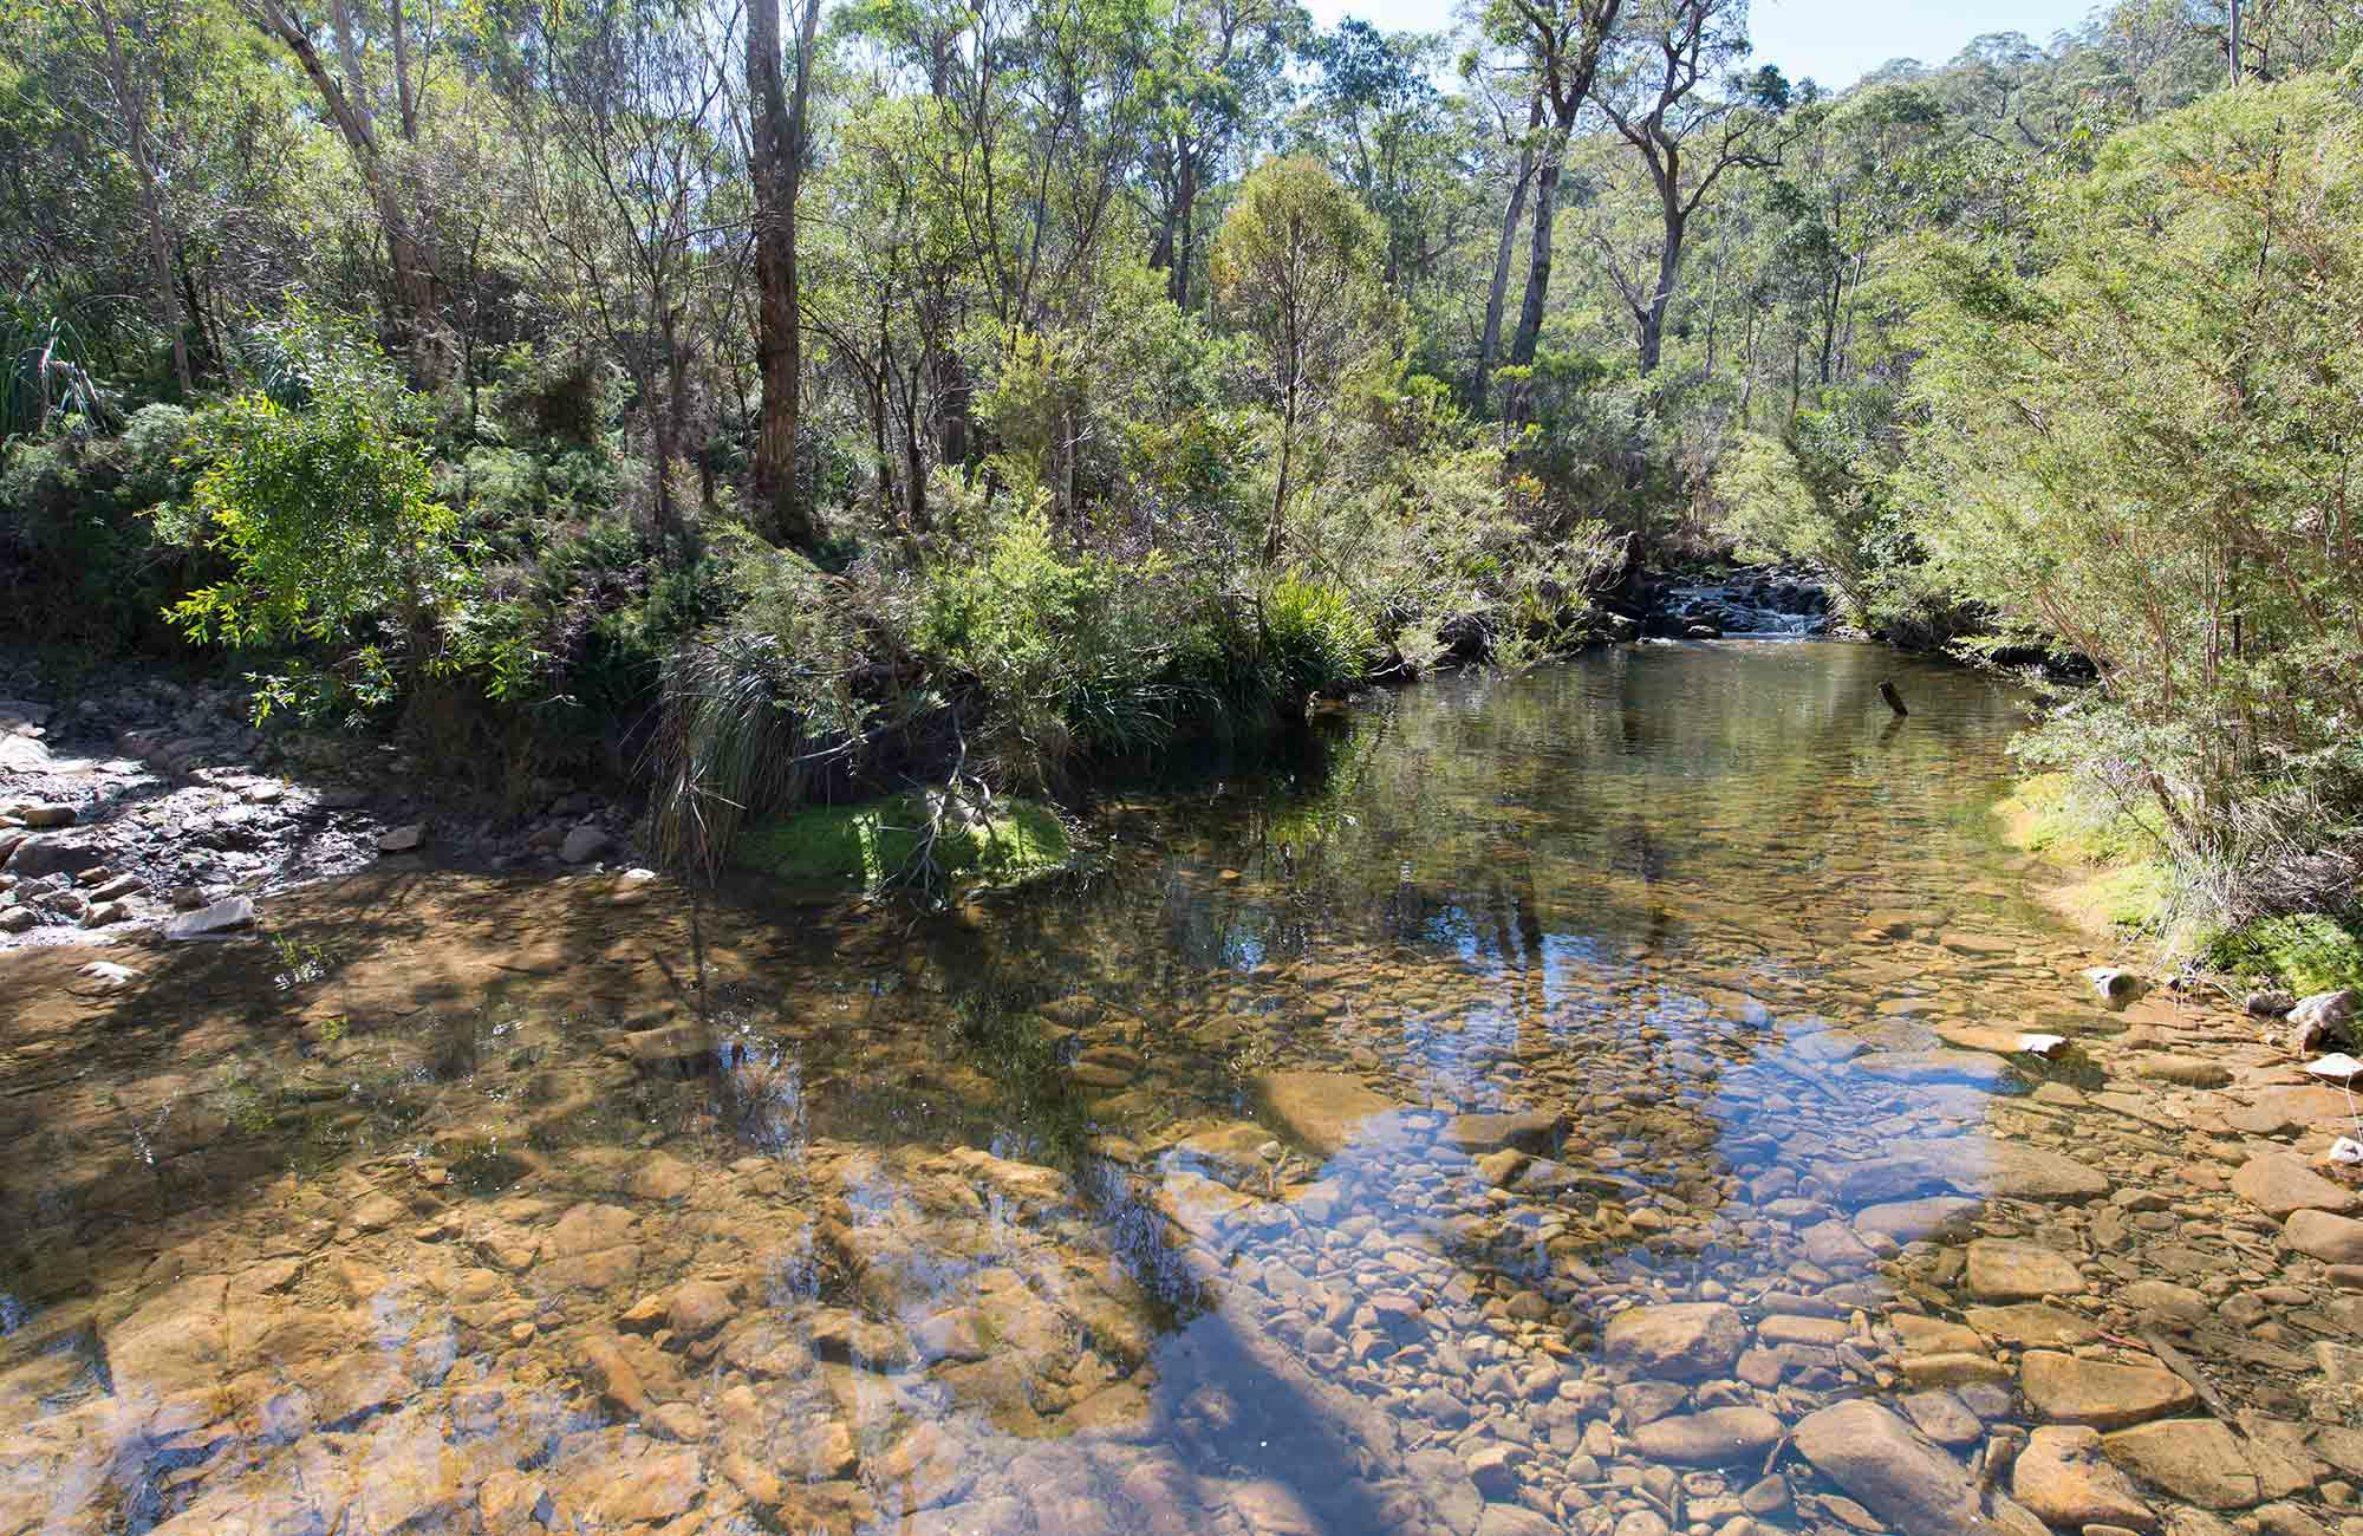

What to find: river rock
left=1986, top=1144, right=2112, bottom=1202
left=1626, top=1406, right=1784, bottom=1465
left=164, top=894, right=254, bottom=940
left=2085, top=968, right=2150, bottom=1011
left=2286, top=990, right=2356, bottom=1051
left=1966, top=1239, right=2087, bottom=1301
left=2230, top=1154, right=2359, bottom=1218
left=2019, top=1350, right=2198, bottom=1429
left=2120, top=1280, right=2211, bottom=1329
left=2284, top=1208, right=2363, bottom=1264
left=1253, top=1071, right=1399, bottom=1157
left=1856, top=1196, right=1983, bottom=1243
left=1791, top=1398, right=1983, bottom=1536
left=378, top=823, right=426, bottom=853
left=2128, top=1054, right=2233, bottom=1088
left=106, top=1273, right=231, bottom=1400
left=2103, top=1420, right=2264, bottom=1509
left=1446, top=1108, right=1566, bottom=1155
left=1603, top=1302, right=1746, bottom=1381
left=2014, top=1426, right=2156, bottom=1531
left=559, top=824, right=610, bottom=864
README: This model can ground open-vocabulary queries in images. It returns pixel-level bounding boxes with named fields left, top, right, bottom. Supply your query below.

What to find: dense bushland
left=2, top=0, right=2359, bottom=948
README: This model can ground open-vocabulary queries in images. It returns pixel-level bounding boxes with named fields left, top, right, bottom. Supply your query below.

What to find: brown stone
left=1602, top=1302, right=1746, bottom=1381
left=2014, top=1425, right=2156, bottom=1531
left=2103, top=1420, right=2264, bottom=1510
left=1966, top=1239, right=2087, bottom=1301
left=2230, top=1155, right=2359, bottom=1219
left=2020, top=1351, right=2198, bottom=1429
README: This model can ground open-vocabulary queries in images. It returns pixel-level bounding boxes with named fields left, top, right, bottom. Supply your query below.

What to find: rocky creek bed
left=0, top=642, right=2357, bottom=1536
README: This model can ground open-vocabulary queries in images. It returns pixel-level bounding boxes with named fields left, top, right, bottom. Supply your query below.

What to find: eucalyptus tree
left=237, top=0, right=448, bottom=378
left=1210, top=155, right=1392, bottom=563
left=1138, top=0, right=1302, bottom=310
left=1480, top=0, right=1622, bottom=375
left=1588, top=0, right=1790, bottom=374
left=495, top=0, right=744, bottom=546
left=747, top=0, right=826, bottom=548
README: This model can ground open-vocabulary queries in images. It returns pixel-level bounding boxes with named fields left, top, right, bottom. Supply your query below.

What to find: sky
left=1302, top=0, right=2103, bottom=90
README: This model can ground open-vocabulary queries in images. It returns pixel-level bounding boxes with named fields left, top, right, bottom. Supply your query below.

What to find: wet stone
left=1792, top=1398, right=1984, bottom=1536
left=2019, top=1350, right=2200, bottom=1430
left=1603, top=1303, right=1747, bottom=1381
left=2015, top=1425, right=2157, bottom=1532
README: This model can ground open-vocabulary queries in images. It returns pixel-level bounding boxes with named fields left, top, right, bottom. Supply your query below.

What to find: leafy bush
left=166, top=320, right=484, bottom=719
left=914, top=490, right=1178, bottom=785
left=0, top=404, right=197, bottom=648
left=1903, top=77, right=2363, bottom=928
left=1261, top=573, right=1374, bottom=703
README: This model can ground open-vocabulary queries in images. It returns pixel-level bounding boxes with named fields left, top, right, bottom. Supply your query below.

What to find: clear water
left=0, top=642, right=2340, bottom=1536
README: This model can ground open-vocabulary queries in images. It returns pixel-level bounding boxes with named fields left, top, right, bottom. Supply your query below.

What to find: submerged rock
left=2019, top=1350, right=2198, bottom=1429
left=1252, top=1071, right=1400, bottom=1158
left=1603, top=1302, right=1745, bottom=1381
left=2014, top=1425, right=2156, bottom=1531
left=1792, top=1398, right=1984, bottom=1536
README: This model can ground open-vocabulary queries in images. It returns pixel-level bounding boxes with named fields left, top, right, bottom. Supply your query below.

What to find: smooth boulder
left=1791, top=1398, right=1984, bottom=1536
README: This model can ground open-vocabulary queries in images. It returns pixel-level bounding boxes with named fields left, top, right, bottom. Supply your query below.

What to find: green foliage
left=1904, top=76, right=2363, bottom=923
left=0, top=402, right=195, bottom=647
left=2210, top=913, right=2363, bottom=995
left=915, top=489, right=1180, bottom=783
left=169, top=320, right=470, bottom=708
left=1715, top=389, right=1955, bottom=641
left=1260, top=573, right=1374, bottom=701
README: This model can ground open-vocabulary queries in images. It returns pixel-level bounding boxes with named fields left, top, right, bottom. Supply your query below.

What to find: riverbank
left=2, top=645, right=2360, bottom=1536
left=0, top=565, right=1831, bottom=950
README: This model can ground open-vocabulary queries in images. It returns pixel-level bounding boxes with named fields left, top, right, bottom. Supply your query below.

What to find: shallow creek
left=2, top=642, right=2359, bottom=1536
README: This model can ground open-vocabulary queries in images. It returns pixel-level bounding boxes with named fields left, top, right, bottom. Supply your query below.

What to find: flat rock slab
left=2020, top=1350, right=2198, bottom=1429
left=2103, top=1419, right=2264, bottom=1510
left=2230, top=1154, right=2358, bottom=1218
left=1253, top=1071, right=1401, bottom=1159
left=2014, top=1425, right=2156, bottom=1531
left=1444, top=1108, right=1566, bottom=1155
left=1856, top=1196, right=1985, bottom=1244
left=2284, top=1208, right=2363, bottom=1264
left=1625, top=1406, right=1784, bottom=1466
left=1603, top=1302, right=1746, bottom=1381
left=1965, top=1302, right=2100, bottom=1349
left=1965, top=1239, right=2088, bottom=1302
left=1983, top=1144, right=2112, bottom=1203
left=1792, top=1398, right=1984, bottom=1536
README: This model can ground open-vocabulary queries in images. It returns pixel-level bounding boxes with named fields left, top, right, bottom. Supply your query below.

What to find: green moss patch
left=2209, top=912, right=2363, bottom=994
left=1997, top=772, right=2173, bottom=931
left=733, top=794, right=1070, bottom=890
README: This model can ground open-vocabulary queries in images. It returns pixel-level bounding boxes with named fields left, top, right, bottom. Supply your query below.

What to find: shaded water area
left=4, top=642, right=2360, bottom=1536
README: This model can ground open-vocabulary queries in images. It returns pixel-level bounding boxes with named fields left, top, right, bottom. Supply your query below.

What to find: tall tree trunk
left=242, top=0, right=440, bottom=381
left=1172, top=140, right=1197, bottom=311
left=1637, top=197, right=1685, bottom=375
left=747, top=0, right=825, bottom=549
left=1265, top=374, right=1297, bottom=565
left=1507, top=128, right=1565, bottom=370
left=389, top=0, right=419, bottom=142
left=85, top=0, right=189, bottom=393
left=1474, top=95, right=1542, bottom=409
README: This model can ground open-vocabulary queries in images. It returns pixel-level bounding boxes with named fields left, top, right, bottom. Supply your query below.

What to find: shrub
left=1902, top=77, right=2363, bottom=927
left=1261, top=573, right=1374, bottom=704
left=164, top=316, right=504, bottom=723
left=913, top=491, right=1177, bottom=785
